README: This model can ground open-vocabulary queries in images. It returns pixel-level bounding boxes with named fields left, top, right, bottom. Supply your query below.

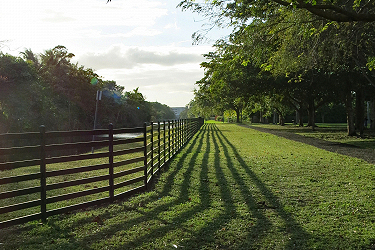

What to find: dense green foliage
left=180, top=0, right=375, bottom=136
left=0, top=46, right=175, bottom=133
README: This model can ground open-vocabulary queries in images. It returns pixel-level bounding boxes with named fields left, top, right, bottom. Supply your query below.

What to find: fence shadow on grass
left=213, top=124, right=312, bottom=249
left=1, top=123, right=317, bottom=249
left=111, top=124, right=212, bottom=249
left=81, top=125, right=209, bottom=249
left=117, top=123, right=311, bottom=249
left=0, top=124, right=208, bottom=249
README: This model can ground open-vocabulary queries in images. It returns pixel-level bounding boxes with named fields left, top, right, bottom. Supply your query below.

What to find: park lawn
left=249, top=122, right=375, bottom=150
left=0, top=141, right=145, bottom=222
left=1, top=123, right=375, bottom=249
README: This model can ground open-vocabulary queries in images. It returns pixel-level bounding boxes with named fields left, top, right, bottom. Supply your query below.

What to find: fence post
left=109, top=123, right=114, bottom=202
left=158, top=121, right=161, bottom=171
left=163, top=121, right=166, bottom=166
left=39, top=125, right=47, bottom=223
left=171, top=120, right=174, bottom=156
left=176, top=120, right=178, bottom=152
left=184, top=119, right=186, bottom=145
left=143, top=122, right=148, bottom=190
left=178, top=119, right=182, bottom=148
left=168, top=120, right=171, bottom=161
left=189, top=119, right=191, bottom=140
left=178, top=119, right=183, bottom=151
left=173, top=120, right=176, bottom=154
left=151, top=122, right=154, bottom=181
left=181, top=120, right=184, bottom=148
left=181, top=119, right=184, bottom=146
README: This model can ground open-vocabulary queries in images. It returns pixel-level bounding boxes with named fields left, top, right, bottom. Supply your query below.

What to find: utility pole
left=92, top=90, right=102, bottom=153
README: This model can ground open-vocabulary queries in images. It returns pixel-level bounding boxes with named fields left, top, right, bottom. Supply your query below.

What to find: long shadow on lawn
left=90, top=124, right=211, bottom=249
left=118, top=123, right=251, bottom=249
left=166, top=123, right=240, bottom=249
left=3, top=123, right=316, bottom=249
left=4, top=125, right=209, bottom=249
left=89, top=124, right=211, bottom=248
left=212, top=124, right=273, bottom=247
left=214, top=124, right=312, bottom=249
left=174, top=123, right=273, bottom=249
left=112, top=124, right=214, bottom=249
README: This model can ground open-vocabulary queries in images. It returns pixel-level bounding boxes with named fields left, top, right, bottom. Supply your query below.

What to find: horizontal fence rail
left=0, top=118, right=204, bottom=229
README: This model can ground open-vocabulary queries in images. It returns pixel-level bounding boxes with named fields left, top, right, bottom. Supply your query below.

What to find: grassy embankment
left=1, top=122, right=375, bottom=249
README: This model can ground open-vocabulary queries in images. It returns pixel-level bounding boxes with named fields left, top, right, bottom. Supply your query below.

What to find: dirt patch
left=240, top=124, right=375, bottom=165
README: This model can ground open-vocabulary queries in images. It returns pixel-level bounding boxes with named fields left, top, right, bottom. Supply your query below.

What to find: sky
left=0, top=0, right=230, bottom=107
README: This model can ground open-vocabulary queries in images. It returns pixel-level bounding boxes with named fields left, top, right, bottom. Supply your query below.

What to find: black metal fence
left=0, top=118, right=204, bottom=229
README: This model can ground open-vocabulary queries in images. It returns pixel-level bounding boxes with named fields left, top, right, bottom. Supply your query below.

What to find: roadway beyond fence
left=0, top=118, right=204, bottom=229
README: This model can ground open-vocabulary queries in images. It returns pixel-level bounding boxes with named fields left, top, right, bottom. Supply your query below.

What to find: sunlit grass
left=0, top=141, right=145, bottom=222
left=248, top=122, right=375, bottom=149
left=1, top=123, right=375, bottom=249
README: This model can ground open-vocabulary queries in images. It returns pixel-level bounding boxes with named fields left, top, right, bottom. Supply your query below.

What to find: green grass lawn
left=248, top=122, right=375, bottom=149
left=1, top=123, right=375, bottom=249
left=0, top=141, right=145, bottom=222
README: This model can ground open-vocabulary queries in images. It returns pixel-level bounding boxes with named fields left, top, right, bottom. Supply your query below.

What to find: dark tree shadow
left=1, top=123, right=325, bottom=249
left=213, top=124, right=312, bottom=249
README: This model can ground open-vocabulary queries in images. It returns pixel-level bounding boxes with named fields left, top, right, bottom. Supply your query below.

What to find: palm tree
left=20, top=48, right=40, bottom=69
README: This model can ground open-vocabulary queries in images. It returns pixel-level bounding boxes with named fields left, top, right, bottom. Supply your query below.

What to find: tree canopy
left=0, top=46, right=176, bottom=133
left=180, top=0, right=375, bottom=135
left=178, top=0, right=375, bottom=23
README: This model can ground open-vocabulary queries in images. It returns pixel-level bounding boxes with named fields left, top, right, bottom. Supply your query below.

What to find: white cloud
left=91, top=65, right=201, bottom=107
left=0, top=0, right=230, bottom=106
left=164, top=21, right=180, bottom=30
left=0, top=0, right=168, bottom=52
left=102, top=27, right=162, bottom=38
left=41, top=10, right=76, bottom=23
left=78, top=45, right=204, bottom=70
left=97, top=67, right=202, bottom=107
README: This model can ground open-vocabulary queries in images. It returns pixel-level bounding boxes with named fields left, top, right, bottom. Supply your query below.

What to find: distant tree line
left=0, top=45, right=175, bottom=133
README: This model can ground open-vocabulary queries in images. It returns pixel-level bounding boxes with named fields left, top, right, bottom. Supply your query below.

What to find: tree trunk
left=345, top=91, right=356, bottom=136
left=298, top=107, right=304, bottom=127
left=355, top=90, right=364, bottom=137
left=370, top=99, right=375, bottom=129
left=279, top=114, right=285, bottom=126
left=236, top=109, right=240, bottom=123
left=274, top=108, right=284, bottom=126
left=272, top=110, right=277, bottom=124
left=307, top=99, right=315, bottom=130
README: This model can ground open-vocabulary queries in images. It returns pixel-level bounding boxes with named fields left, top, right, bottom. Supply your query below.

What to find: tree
left=179, top=0, right=375, bottom=25
left=20, top=49, right=40, bottom=69
left=232, top=6, right=375, bottom=133
left=270, top=0, right=375, bottom=22
left=150, top=102, right=176, bottom=121
left=123, top=88, right=152, bottom=125
left=0, top=53, right=44, bottom=132
left=2, top=45, right=172, bottom=131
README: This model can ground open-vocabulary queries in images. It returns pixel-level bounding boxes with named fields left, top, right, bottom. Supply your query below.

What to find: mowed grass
left=1, top=123, right=375, bottom=249
left=249, top=122, right=375, bottom=149
left=0, top=141, right=145, bottom=222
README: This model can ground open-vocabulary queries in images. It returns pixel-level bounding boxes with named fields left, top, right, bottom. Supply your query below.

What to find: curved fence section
left=0, top=118, right=204, bottom=229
